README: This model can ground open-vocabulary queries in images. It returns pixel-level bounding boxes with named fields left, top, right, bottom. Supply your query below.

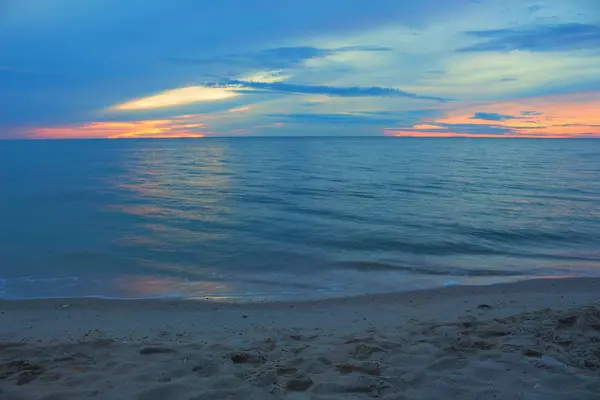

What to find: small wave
left=579, top=152, right=600, bottom=158
left=284, top=187, right=333, bottom=198
left=336, top=261, right=528, bottom=277
left=519, top=192, right=600, bottom=203
left=389, top=184, right=448, bottom=196
left=460, top=227, right=591, bottom=244
left=232, top=193, right=285, bottom=206
left=327, top=237, right=503, bottom=256
left=15, top=276, right=80, bottom=283
left=278, top=205, right=364, bottom=222
left=0, top=274, right=338, bottom=301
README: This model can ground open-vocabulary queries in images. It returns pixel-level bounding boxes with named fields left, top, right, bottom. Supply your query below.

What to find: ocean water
left=1, top=137, right=599, bottom=300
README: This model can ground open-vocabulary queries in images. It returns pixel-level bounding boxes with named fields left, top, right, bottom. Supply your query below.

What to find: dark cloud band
left=459, top=23, right=600, bottom=52
left=207, top=79, right=450, bottom=102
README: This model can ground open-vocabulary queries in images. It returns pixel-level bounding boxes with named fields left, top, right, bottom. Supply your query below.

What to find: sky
left=1, top=0, right=600, bottom=139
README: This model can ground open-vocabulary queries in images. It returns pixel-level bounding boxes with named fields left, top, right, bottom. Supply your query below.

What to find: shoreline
left=1, top=275, right=598, bottom=309
left=1, top=277, right=599, bottom=399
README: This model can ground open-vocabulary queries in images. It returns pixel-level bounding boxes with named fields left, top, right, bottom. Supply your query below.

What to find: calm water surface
left=1, top=138, right=599, bottom=300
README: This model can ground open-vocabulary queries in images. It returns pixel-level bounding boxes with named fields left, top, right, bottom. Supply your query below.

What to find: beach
left=4, top=0, right=600, bottom=397
left=0, top=278, right=599, bottom=399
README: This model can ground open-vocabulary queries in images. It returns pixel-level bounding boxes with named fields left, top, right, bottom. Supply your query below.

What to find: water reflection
left=112, top=275, right=233, bottom=299
left=2, top=138, right=600, bottom=300
left=110, top=142, right=233, bottom=246
left=100, top=139, right=600, bottom=299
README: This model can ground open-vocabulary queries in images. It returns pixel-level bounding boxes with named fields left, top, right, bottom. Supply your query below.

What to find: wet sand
left=1, top=278, right=599, bottom=399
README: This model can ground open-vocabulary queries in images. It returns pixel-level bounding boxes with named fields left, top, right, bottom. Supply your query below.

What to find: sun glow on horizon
left=386, top=92, right=600, bottom=138
left=387, top=131, right=575, bottom=138
left=28, top=118, right=209, bottom=139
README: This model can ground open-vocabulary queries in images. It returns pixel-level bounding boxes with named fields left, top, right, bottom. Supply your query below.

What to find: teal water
left=1, top=138, right=599, bottom=300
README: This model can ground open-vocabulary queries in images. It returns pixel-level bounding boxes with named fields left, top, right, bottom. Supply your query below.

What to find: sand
left=0, top=278, right=599, bottom=399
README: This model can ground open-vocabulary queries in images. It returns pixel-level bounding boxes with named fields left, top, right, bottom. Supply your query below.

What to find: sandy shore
left=0, top=278, right=599, bottom=399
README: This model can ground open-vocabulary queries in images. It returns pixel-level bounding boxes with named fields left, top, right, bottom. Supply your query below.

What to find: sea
left=1, top=137, right=599, bottom=300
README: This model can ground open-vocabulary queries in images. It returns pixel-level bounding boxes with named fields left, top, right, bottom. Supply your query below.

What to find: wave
left=324, top=237, right=506, bottom=255
left=459, top=227, right=592, bottom=244
left=335, top=261, right=530, bottom=277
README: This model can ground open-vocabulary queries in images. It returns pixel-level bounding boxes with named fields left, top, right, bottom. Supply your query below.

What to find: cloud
left=471, top=112, right=519, bottom=121
left=108, top=77, right=448, bottom=112
left=5, top=0, right=600, bottom=138
left=421, top=122, right=515, bottom=135
left=385, top=123, right=515, bottom=137
left=266, top=109, right=437, bottom=125
left=6, top=0, right=456, bottom=130
left=267, top=113, right=391, bottom=124
left=209, top=79, right=450, bottom=101
left=170, top=45, right=392, bottom=71
left=521, top=110, right=542, bottom=116
left=387, top=91, right=600, bottom=138
left=238, top=70, right=290, bottom=83
left=386, top=121, right=561, bottom=137
left=25, top=118, right=209, bottom=139
left=111, top=87, right=240, bottom=111
left=411, top=48, right=600, bottom=100
left=459, top=23, right=600, bottom=52
left=24, top=91, right=600, bottom=139
left=227, top=105, right=252, bottom=113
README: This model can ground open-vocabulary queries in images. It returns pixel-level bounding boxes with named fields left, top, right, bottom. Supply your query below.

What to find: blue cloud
left=3, top=0, right=459, bottom=131
left=2, top=0, right=598, bottom=138
left=459, top=23, right=600, bottom=52
left=267, top=110, right=439, bottom=125
left=471, top=112, right=519, bottom=121
left=521, top=110, right=543, bottom=116
left=392, top=121, right=551, bottom=136
left=433, top=123, right=513, bottom=135
left=267, top=113, right=399, bottom=125
left=209, top=79, right=450, bottom=101
left=401, top=122, right=549, bottom=135
left=170, top=46, right=391, bottom=71
left=393, top=122, right=513, bottom=135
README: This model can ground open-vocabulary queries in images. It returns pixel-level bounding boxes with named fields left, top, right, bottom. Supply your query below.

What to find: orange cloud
left=227, top=105, right=252, bottom=113
left=387, top=91, right=600, bottom=138
left=27, top=117, right=209, bottom=139
left=110, top=86, right=239, bottom=111
left=387, top=131, right=573, bottom=138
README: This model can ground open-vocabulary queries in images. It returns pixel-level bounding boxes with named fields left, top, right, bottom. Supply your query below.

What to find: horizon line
left=3, top=136, right=600, bottom=141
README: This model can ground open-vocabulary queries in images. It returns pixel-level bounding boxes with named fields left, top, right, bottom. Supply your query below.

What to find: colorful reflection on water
left=1, top=138, right=600, bottom=299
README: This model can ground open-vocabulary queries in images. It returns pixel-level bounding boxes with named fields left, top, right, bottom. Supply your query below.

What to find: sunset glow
left=4, top=0, right=600, bottom=139
left=387, top=92, right=600, bottom=138
left=28, top=119, right=208, bottom=139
